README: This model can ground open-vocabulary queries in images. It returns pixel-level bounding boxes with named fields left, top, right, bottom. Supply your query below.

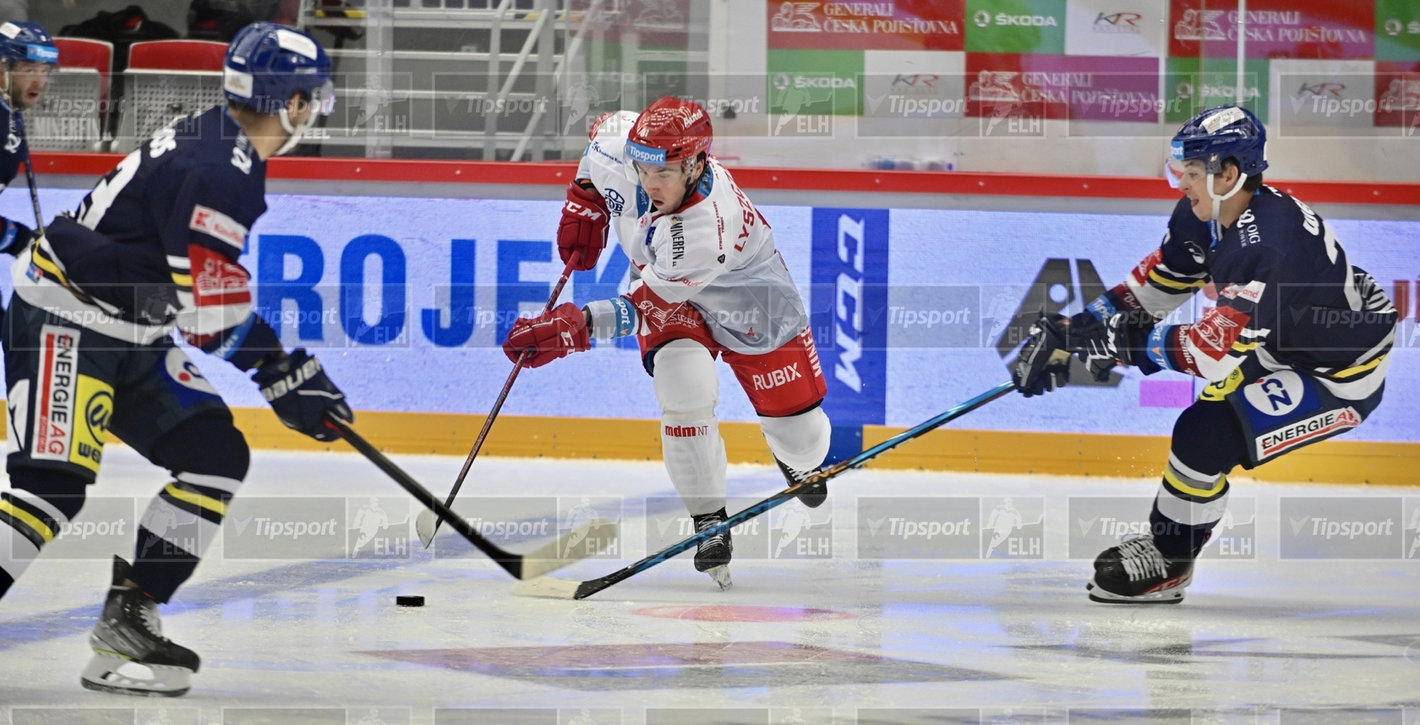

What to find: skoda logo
left=772, top=73, right=790, bottom=91
left=974, top=10, right=992, bottom=27
left=1384, top=18, right=1402, bottom=36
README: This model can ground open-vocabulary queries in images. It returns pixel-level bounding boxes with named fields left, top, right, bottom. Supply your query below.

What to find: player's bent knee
left=7, top=468, right=91, bottom=521
left=652, top=339, right=719, bottom=416
left=761, top=405, right=831, bottom=472
left=1170, top=400, right=1245, bottom=477
left=152, top=414, right=251, bottom=481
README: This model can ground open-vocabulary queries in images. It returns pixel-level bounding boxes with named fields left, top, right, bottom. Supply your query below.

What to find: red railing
left=28, top=152, right=1420, bottom=205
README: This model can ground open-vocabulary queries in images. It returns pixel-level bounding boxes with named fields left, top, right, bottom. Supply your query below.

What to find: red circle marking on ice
left=632, top=605, right=852, bottom=623
left=178, top=373, right=191, bottom=381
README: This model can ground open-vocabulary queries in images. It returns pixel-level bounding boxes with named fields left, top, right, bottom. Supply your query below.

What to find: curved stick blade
left=415, top=508, right=439, bottom=549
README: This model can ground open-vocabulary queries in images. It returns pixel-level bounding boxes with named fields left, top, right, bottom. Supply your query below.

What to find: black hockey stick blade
left=512, top=381, right=1014, bottom=600
left=324, top=417, right=618, bottom=580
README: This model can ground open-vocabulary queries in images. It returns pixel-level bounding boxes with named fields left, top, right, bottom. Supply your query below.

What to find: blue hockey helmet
left=222, top=22, right=333, bottom=117
left=0, top=21, right=59, bottom=67
left=1168, top=105, right=1268, bottom=182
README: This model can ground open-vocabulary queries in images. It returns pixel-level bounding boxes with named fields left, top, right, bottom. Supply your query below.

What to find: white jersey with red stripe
left=576, top=111, right=807, bottom=355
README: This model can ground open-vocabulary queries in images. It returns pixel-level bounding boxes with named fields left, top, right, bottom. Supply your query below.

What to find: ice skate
left=81, top=557, right=200, bottom=697
left=777, top=458, right=826, bottom=509
left=1086, top=536, right=1193, bottom=605
left=692, top=508, right=733, bottom=590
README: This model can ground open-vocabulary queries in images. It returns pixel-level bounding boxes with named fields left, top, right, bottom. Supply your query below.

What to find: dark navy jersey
left=0, top=99, right=23, bottom=190
left=0, top=99, right=29, bottom=242
left=26, top=106, right=282, bottom=369
left=1094, top=186, right=1395, bottom=388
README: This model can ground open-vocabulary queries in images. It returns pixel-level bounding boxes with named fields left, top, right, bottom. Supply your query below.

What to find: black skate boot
left=777, top=458, right=826, bottom=509
left=81, top=557, right=200, bottom=696
left=1086, top=536, right=1194, bottom=605
left=692, top=508, right=733, bottom=591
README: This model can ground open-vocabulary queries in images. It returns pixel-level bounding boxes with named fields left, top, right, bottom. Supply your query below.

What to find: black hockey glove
left=252, top=349, right=353, bottom=442
left=1011, top=313, right=1071, bottom=397
left=1071, top=310, right=1158, bottom=381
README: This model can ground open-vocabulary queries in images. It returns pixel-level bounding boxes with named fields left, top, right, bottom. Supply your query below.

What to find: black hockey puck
left=395, top=595, right=425, bottom=607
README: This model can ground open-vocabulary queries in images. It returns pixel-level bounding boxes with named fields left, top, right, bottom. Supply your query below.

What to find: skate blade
left=81, top=652, right=192, bottom=697
left=1085, top=578, right=1185, bottom=605
left=704, top=565, right=732, bottom=591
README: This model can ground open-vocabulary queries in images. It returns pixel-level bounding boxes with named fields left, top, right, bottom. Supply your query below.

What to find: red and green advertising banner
left=767, top=0, right=966, bottom=51
left=966, top=53, right=1159, bottom=122
left=1376, top=0, right=1420, bottom=62
left=762, top=1, right=1420, bottom=134
left=1164, top=56, right=1270, bottom=124
left=1167, top=0, right=1375, bottom=59
left=965, top=0, right=1068, bottom=55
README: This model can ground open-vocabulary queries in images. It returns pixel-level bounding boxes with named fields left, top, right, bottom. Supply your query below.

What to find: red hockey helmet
left=625, top=96, right=713, bottom=167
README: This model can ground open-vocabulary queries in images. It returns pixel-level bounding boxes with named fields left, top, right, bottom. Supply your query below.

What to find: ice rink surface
left=1, top=445, right=1417, bottom=724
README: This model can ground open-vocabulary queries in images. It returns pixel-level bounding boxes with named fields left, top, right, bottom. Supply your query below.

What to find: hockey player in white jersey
left=503, top=97, right=832, bottom=589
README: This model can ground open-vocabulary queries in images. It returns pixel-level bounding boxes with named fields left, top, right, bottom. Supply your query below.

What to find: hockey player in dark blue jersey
left=1012, top=105, right=1396, bottom=604
left=0, top=23, right=350, bottom=696
left=0, top=21, right=58, bottom=255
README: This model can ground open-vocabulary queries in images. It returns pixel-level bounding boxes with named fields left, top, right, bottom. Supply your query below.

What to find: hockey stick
left=324, top=416, right=617, bottom=580
left=14, top=112, right=45, bottom=236
left=512, top=381, right=1015, bottom=599
left=416, top=252, right=582, bottom=548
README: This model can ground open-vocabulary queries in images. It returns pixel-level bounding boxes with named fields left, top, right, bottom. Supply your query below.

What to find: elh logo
left=1200, top=496, right=1256, bottom=560
left=558, top=496, right=622, bottom=559
left=347, top=496, right=412, bottom=559
left=980, top=497, right=1045, bottom=559
left=987, top=258, right=1120, bottom=387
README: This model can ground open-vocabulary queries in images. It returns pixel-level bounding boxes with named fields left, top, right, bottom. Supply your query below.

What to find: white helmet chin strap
left=274, top=106, right=314, bottom=157
left=1204, top=170, right=1248, bottom=247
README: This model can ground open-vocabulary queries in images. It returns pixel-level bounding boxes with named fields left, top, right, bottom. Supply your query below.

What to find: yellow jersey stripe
left=163, top=483, right=227, bottom=517
left=0, top=499, right=56, bottom=543
left=1147, top=269, right=1207, bottom=291
left=1163, top=468, right=1226, bottom=499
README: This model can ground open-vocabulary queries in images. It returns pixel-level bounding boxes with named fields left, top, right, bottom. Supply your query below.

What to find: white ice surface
left=1, top=445, right=1417, bottom=724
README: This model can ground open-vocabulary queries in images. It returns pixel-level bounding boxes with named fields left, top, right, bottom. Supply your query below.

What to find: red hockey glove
left=557, top=181, right=609, bottom=272
left=503, top=302, right=591, bottom=368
